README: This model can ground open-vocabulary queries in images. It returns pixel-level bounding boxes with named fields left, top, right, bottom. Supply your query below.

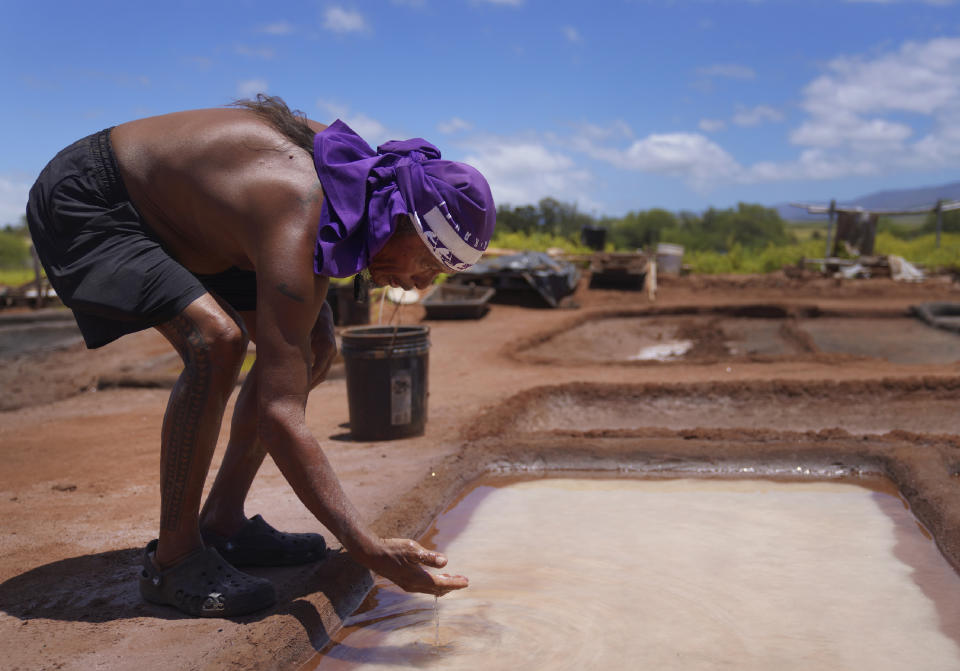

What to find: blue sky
left=2, top=0, right=960, bottom=226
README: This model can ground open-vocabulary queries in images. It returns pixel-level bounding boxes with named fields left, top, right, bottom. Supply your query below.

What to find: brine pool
left=306, top=477, right=960, bottom=670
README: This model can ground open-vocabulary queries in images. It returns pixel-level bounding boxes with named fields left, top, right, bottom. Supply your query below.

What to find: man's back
left=111, top=108, right=326, bottom=275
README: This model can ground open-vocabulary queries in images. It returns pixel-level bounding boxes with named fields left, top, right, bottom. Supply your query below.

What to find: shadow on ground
left=0, top=546, right=369, bottom=635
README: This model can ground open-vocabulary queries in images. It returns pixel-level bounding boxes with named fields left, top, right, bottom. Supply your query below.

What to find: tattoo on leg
left=159, top=314, right=213, bottom=532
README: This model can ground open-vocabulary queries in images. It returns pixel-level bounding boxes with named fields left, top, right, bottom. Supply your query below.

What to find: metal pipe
left=936, top=199, right=943, bottom=249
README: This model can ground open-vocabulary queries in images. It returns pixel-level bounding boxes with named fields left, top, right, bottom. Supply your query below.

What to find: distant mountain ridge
left=776, top=180, right=960, bottom=222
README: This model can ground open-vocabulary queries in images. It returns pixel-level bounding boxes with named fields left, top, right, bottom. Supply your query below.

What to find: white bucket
left=656, top=243, right=684, bottom=275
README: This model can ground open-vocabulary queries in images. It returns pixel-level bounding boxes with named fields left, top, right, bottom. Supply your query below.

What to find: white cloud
left=647, top=35, right=960, bottom=188
left=731, top=105, right=784, bottom=127
left=699, top=118, right=726, bottom=132
left=259, top=21, right=294, bottom=35
left=0, top=175, right=31, bottom=227
left=342, top=114, right=391, bottom=146
left=617, top=133, right=741, bottom=188
left=745, top=150, right=880, bottom=183
left=696, top=64, right=756, bottom=80
left=237, top=78, right=269, bottom=98
left=562, top=26, right=582, bottom=44
left=801, top=38, right=960, bottom=118
left=316, top=98, right=350, bottom=120
left=542, top=36, right=960, bottom=196
left=790, top=111, right=913, bottom=149
left=573, top=120, right=634, bottom=144
left=323, top=7, right=369, bottom=33
left=437, top=117, right=474, bottom=134
left=461, top=138, right=596, bottom=209
left=788, top=36, right=960, bottom=170
left=741, top=34, right=960, bottom=182
left=315, top=99, right=395, bottom=146
left=571, top=123, right=742, bottom=190
left=235, top=45, right=275, bottom=60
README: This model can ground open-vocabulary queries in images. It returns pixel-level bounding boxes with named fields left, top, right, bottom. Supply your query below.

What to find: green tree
left=495, top=204, right=539, bottom=233
left=0, top=230, right=30, bottom=269
left=495, top=199, right=596, bottom=240
left=921, top=208, right=960, bottom=236
left=668, top=203, right=790, bottom=252
left=608, top=208, right=677, bottom=250
left=537, top=197, right=594, bottom=238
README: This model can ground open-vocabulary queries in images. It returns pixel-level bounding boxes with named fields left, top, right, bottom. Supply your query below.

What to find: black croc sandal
left=138, top=539, right=276, bottom=617
left=202, top=515, right=328, bottom=567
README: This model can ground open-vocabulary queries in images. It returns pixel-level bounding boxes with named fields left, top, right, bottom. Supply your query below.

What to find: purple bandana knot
left=382, top=142, right=437, bottom=164
left=312, top=119, right=495, bottom=278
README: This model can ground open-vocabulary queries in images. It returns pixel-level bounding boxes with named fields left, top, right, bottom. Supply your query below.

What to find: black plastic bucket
left=341, top=325, right=430, bottom=441
left=580, top=226, right=607, bottom=251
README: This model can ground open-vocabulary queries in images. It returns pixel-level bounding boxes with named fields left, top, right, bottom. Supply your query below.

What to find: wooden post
left=824, top=199, right=836, bottom=260
left=645, top=257, right=657, bottom=302
left=936, top=199, right=943, bottom=249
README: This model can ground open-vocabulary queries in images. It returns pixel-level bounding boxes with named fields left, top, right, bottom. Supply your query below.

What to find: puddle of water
left=527, top=313, right=960, bottom=365
left=529, top=317, right=700, bottom=363
left=627, top=340, right=692, bottom=361
left=0, top=322, right=82, bottom=358
left=308, top=478, right=960, bottom=670
left=800, top=317, right=960, bottom=365
left=717, top=318, right=797, bottom=357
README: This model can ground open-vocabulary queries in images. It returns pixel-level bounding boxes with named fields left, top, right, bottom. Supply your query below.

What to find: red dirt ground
left=2, top=271, right=960, bottom=670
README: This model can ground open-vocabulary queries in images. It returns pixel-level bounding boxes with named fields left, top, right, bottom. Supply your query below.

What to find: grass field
left=1, top=225, right=956, bottom=286
left=487, top=227, right=960, bottom=274
left=0, top=268, right=36, bottom=286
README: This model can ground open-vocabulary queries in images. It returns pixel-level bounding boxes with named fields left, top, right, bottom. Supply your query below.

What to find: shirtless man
left=26, top=95, right=494, bottom=617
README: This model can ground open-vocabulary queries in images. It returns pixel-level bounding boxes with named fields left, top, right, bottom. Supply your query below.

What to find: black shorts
left=26, top=128, right=257, bottom=349
left=195, top=266, right=257, bottom=314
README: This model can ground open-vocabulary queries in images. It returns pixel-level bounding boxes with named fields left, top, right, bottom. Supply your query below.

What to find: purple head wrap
left=312, top=119, right=496, bottom=278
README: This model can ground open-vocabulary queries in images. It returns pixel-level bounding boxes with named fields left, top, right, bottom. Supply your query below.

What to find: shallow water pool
left=308, top=477, right=960, bottom=670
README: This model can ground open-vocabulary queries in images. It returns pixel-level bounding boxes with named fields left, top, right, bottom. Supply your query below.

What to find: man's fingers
left=414, top=547, right=448, bottom=569
left=433, top=573, right=469, bottom=592
left=379, top=539, right=469, bottom=595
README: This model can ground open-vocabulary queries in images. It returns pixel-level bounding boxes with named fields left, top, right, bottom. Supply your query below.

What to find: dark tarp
left=910, top=302, right=960, bottom=334
left=449, top=251, right=580, bottom=308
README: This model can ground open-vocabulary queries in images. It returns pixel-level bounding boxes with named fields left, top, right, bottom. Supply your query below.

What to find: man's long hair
left=230, top=94, right=315, bottom=157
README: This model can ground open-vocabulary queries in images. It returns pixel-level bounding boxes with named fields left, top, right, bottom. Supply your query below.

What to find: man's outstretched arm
left=252, top=221, right=467, bottom=595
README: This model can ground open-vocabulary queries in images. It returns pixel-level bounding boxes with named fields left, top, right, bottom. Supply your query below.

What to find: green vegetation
left=0, top=220, right=35, bottom=287
left=784, top=223, right=824, bottom=242
left=0, top=268, right=35, bottom=286
left=491, top=229, right=593, bottom=255
left=684, top=239, right=825, bottom=274
left=875, top=232, right=960, bottom=270
left=493, top=198, right=960, bottom=274
left=0, top=230, right=30, bottom=268
left=2, top=202, right=957, bottom=284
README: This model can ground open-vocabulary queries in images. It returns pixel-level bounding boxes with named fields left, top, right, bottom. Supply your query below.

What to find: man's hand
left=309, top=301, right=337, bottom=388
left=363, top=538, right=469, bottom=596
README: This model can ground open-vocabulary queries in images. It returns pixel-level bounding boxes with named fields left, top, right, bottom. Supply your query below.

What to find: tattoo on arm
left=297, top=186, right=323, bottom=210
left=277, top=282, right=306, bottom=303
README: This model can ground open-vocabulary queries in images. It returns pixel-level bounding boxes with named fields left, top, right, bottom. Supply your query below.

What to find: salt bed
left=308, top=477, right=960, bottom=670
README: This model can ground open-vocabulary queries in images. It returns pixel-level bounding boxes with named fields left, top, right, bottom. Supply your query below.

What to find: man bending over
left=26, top=95, right=494, bottom=617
